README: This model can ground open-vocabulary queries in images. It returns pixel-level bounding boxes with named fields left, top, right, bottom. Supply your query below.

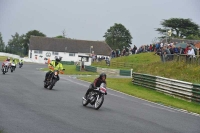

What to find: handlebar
left=48, top=66, right=65, bottom=74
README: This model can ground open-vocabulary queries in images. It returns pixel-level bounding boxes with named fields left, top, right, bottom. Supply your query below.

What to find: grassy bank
left=42, top=65, right=98, bottom=75
left=0, top=56, right=19, bottom=62
left=78, top=77, right=200, bottom=114
left=92, top=53, right=200, bottom=83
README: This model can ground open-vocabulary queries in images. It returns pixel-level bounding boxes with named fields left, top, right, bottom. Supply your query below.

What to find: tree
left=0, top=32, right=5, bottom=52
left=7, top=32, right=25, bottom=55
left=55, top=35, right=65, bottom=38
left=156, top=18, right=200, bottom=39
left=103, top=23, right=132, bottom=50
left=24, top=30, right=46, bottom=55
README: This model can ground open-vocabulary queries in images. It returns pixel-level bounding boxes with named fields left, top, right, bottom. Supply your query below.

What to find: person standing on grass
left=187, top=46, right=196, bottom=58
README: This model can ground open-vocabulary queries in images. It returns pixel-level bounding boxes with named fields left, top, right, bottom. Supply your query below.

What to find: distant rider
left=2, top=57, right=11, bottom=72
left=84, top=73, right=107, bottom=99
left=19, top=59, right=24, bottom=65
left=44, top=56, right=65, bottom=82
left=11, top=58, right=18, bottom=69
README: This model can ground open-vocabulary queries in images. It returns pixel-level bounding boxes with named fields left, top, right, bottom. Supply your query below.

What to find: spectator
left=162, top=46, right=171, bottom=62
left=173, top=45, right=179, bottom=54
left=149, top=44, right=153, bottom=52
left=178, top=47, right=184, bottom=54
left=160, top=42, right=163, bottom=49
left=187, top=46, right=196, bottom=58
left=133, top=45, right=137, bottom=54
left=184, top=44, right=190, bottom=54
left=116, top=49, right=119, bottom=57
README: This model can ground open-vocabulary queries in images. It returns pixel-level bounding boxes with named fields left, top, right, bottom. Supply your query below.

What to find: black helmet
left=99, top=73, right=106, bottom=79
left=55, top=56, right=62, bottom=62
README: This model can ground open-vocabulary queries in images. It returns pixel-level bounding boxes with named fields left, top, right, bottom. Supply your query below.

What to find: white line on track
left=143, top=103, right=176, bottom=112
left=65, top=76, right=200, bottom=117
left=63, top=77, right=177, bottom=113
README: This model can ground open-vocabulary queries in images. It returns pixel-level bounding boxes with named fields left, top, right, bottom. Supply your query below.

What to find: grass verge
left=78, top=77, right=200, bottom=114
left=42, top=65, right=98, bottom=75
left=0, top=56, right=19, bottom=62
left=92, top=53, right=200, bottom=83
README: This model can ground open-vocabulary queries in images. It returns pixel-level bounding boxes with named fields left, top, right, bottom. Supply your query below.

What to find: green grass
left=42, top=65, right=98, bottom=75
left=92, top=53, right=160, bottom=69
left=0, top=56, right=7, bottom=61
left=78, top=77, right=200, bottom=114
left=0, top=129, right=5, bottom=133
left=0, top=56, right=19, bottom=62
left=92, top=53, right=200, bottom=83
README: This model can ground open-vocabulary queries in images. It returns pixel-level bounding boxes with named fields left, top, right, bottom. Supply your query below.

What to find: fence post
left=131, top=69, right=133, bottom=78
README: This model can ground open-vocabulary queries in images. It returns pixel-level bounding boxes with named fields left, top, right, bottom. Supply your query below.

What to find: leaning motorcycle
left=10, top=63, right=16, bottom=72
left=19, top=62, right=23, bottom=68
left=82, top=83, right=107, bottom=110
left=44, top=66, right=64, bottom=90
left=2, top=61, right=9, bottom=74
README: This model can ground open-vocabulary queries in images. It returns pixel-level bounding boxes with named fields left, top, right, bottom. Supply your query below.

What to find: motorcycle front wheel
left=94, top=95, right=104, bottom=110
left=49, top=79, right=56, bottom=90
left=44, top=82, right=48, bottom=88
left=82, top=97, right=89, bottom=106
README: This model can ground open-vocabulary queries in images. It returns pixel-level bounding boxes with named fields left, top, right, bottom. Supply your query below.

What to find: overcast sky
left=0, top=0, right=200, bottom=47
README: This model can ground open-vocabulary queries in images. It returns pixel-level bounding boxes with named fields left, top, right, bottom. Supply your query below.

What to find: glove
left=105, top=92, right=107, bottom=95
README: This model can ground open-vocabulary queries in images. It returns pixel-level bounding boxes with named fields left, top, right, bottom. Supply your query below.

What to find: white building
left=28, top=36, right=112, bottom=65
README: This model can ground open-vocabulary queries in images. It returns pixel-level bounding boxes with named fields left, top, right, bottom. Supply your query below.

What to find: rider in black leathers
left=84, top=73, right=107, bottom=99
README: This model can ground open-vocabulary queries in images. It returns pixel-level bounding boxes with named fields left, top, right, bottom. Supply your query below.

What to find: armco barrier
left=85, top=66, right=97, bottom=72
left=97, top=67, right=120, bottom=76
left=132, top=72, right=200, bottom=103
left=61, top=61, right=74, bottom=65
left=76, top=65, right=80, bottom=71
left=192, top=84, right=200, bottom=103
left=120, top=70, right=131, bottom=76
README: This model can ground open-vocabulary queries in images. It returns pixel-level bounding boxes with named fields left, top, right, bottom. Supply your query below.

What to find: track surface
left=0, top=63, right=200, bottom=133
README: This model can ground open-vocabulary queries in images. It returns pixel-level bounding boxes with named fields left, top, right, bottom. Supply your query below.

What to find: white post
left=131, top=69, right=133, bottom=78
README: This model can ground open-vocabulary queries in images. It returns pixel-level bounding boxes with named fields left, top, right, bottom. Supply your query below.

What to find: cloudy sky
left=0, top=0, right=199, bottom=47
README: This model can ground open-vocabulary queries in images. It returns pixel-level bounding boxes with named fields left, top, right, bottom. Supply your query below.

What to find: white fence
left=0, top=52, right=20, bottom=59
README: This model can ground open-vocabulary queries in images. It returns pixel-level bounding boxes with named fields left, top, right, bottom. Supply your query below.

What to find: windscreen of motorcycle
left=54, top=71, right=58, bottom=75
left=4, top=62, right=9, bottom=66
left=100, top=83, right=107, bottom=93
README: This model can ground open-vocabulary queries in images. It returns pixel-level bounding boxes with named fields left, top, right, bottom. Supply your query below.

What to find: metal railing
left=161, top=54, right=200, bottom=65
left=132, top=72, right=200, bottom=103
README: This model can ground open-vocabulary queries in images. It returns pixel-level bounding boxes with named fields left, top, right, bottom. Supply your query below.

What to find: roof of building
left=29, top=36, right=112, bottom=56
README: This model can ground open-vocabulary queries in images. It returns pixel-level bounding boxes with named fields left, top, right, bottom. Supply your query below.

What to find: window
left=34, top=50, right=43, bottom=54
left=52, top=51, right=59, bottom=55
left=69, top=53, right=75, bottom=56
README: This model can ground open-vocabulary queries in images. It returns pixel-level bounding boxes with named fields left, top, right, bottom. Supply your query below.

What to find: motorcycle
left=82, top=83, right=107, bottom=110
left=2, top=61, right=10, bottom=74
left=10, top=63, right=16, bottom=72
left=19, top=62, right=23, bottom=68
left=44, top=65, right=65, bottom=90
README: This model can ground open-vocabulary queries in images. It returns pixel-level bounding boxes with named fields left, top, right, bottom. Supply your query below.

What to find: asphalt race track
left=0, top=63, right=200, bottom=133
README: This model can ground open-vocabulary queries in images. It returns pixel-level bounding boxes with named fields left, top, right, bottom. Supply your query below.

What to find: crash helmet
left=99, top=73, right=106, bottom=80
left=7, top=57, right=10, bottom=61
left=55, top=56, right=62, bottom=62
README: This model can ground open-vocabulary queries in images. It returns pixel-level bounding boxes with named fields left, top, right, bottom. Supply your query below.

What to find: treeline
left=0, top=30, right=46, bottom=56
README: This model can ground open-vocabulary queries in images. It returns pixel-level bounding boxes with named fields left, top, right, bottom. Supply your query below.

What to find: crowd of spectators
left=155, top=42, right=197, bottom=62
left=91, top=41, right=199, bottom=64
